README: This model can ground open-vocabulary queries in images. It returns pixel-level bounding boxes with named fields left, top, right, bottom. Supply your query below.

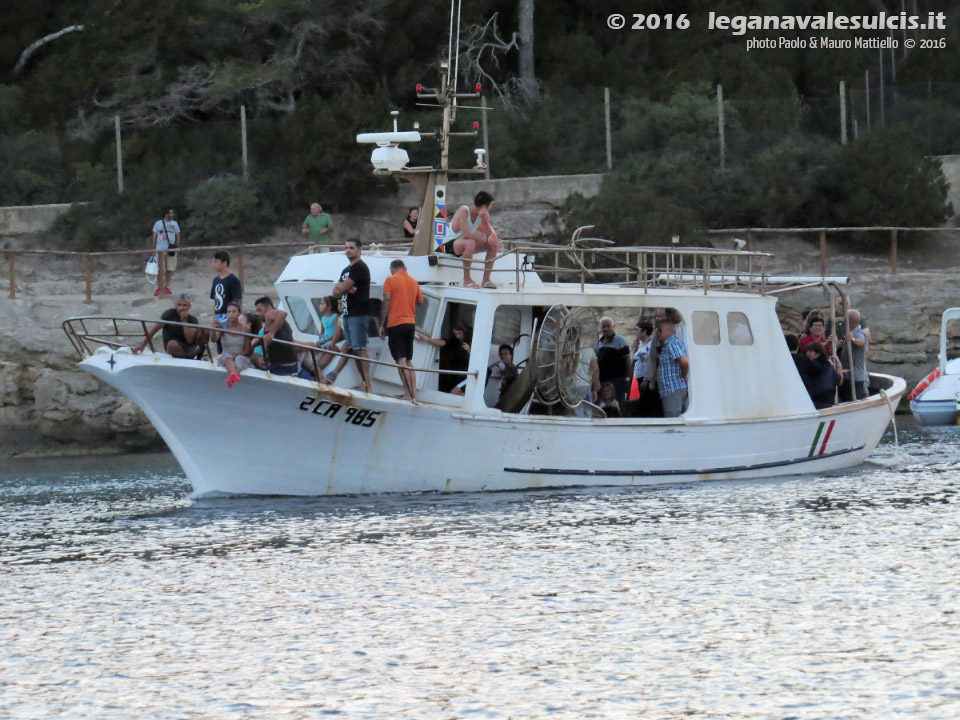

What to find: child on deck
left=314, top=295, right=344, bottom=377
left=488, top=343, right=519, bottom=400
left=598, top=382, right=621, bottom=418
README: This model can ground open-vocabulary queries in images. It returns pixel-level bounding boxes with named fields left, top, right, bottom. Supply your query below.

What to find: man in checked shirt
left=656, top=316, right=690, bottom=418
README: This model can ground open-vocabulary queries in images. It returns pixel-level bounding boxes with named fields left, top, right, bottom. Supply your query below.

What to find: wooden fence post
left=7, top=252, right=15, bottom=299
left=84, top=254, right=93, bottom=304
left=819, top=230, right=827, bottom=277
left=604, top=87, right=613, bottom=171
left=890, top=228, right=898, bottom=274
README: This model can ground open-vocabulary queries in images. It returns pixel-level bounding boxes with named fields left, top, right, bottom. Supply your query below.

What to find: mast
left=357, top=63, right=486, bottom=256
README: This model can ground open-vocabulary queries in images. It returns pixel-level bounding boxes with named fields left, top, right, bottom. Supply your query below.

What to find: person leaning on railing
left=133, top=293, right=208, bottom=360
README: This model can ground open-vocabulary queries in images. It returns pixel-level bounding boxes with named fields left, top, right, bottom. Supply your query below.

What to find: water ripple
left=1, top=430, right=960, bottom=718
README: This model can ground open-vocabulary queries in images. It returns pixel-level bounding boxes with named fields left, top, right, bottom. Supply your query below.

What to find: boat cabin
left=275, top=247, right=820, bottom=423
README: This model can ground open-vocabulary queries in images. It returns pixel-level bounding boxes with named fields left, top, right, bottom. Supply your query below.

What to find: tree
left=804, top=125, right=951, bottom=228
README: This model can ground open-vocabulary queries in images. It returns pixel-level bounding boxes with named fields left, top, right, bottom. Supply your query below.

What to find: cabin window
left=416, top=295, right=440, bottom=333
left=727, top=312, right=754, bottom=346
left=285, top=296, right=318, bottom=335
left=691, top=311, right=720, bottom=345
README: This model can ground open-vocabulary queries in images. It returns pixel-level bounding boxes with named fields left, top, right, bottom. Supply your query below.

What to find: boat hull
left=910, top=399, right=958, bottom=426
left=82, top=350, right=904, bottom=496
left=909, top=373, right=960, bottom=425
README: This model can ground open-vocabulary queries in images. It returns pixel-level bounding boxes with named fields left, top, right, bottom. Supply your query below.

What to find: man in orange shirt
left=379, top=259, right=423, bottom=400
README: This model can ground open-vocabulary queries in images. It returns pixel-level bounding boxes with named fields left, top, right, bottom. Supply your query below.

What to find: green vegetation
left=1, top=0, right=956, bottom=248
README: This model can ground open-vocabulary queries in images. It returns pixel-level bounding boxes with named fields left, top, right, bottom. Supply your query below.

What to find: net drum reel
left=533, top=304, right=601, bottom=413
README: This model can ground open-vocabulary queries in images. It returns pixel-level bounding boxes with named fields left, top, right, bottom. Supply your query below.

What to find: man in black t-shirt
left=133, top=294, right=207, bottom=359
left=331, top=238, right=373, bottom=392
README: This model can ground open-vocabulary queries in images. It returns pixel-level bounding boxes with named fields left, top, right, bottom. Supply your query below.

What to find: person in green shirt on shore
left=302, top=203, right=333, bottom=244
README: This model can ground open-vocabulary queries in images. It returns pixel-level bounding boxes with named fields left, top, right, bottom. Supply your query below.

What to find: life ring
left=909, top=368, right=941, bottom=400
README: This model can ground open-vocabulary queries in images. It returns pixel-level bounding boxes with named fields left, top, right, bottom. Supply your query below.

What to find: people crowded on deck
left=311, top=295, right=343, bottom=377
left=656, top=315, right=690, bottom=418
left=212, top=302, right=253, bottom=388
left=799, top=341, right=843, bottom=409
left=254, top=296, right=313, bottom=379
left=134, top=293, right=208, bottom=359
left=210, top=251, right=242, bottom=330
left=331, top=239, right=373, bottom=392
left=798, top=313, right=835, bottom=355
left=379, top=259, right=423, bottom=401
left=596, top=316, right=632, bottom=407
left=840, top=309, right=869, bottom=400
left=439, top=191, right=501, bottom=289
left=627, top=319, right=661, bottom=418
left=402, top=208, right=419, bottom=239
left=643, top=308, right=681, bottom=398
left=417, top=321, right=472, bottom=394
left=598, top=382, right=621, bottom=418
left=244, top=311, right=267, bottom=370
left=487, top=344, right=519, bottom=401
left=828, top=296, right=871, bottom=346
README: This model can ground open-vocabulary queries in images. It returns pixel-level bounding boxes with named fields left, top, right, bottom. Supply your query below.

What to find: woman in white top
left=629, top=319, right=662, bottom=417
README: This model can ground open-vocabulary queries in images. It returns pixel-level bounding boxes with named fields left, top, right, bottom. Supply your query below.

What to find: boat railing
left=61, top=316, right=479, bottom=385
left=443, top=241, right=775, bottom=294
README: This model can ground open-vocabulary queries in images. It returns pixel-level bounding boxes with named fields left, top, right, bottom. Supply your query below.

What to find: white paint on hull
left=82, top=351, right=904, bottom=497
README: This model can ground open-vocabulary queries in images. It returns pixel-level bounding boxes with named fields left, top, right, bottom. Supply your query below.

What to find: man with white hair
left=840, top=309, right=869, bottom=400
left=595, top=316, right=631, bottom=406
left=302, top=202, right=333, bottom=246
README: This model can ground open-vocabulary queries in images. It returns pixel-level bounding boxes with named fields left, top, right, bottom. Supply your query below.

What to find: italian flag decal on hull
left=809, top=420, right=836, bottom=457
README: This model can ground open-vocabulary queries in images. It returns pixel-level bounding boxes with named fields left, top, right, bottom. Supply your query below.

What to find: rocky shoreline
left=2, top=227, right=959, bottom=458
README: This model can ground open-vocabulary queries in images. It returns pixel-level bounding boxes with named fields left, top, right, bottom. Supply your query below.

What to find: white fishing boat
left=63, top=64, right=905, bottom=496
left=909, top=307, right=960, bottom=425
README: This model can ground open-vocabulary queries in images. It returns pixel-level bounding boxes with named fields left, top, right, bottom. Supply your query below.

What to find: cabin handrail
left=61, top=316, right=479, bottom=381
left=434, top=242, right=774, bottom=292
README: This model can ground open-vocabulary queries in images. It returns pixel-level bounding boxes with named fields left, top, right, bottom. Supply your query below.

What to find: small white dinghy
left=909, top=307, right=960, bottom=426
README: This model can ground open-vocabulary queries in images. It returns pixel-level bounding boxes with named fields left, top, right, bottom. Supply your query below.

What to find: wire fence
left=7, top=227, right=960, bottom=305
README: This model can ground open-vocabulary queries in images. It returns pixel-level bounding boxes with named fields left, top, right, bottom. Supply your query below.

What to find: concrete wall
left=0, top=203, right=76, bottom=235
left=348, top=173, right=605, bottom=242
left=395, top=173, right=605, bottom=210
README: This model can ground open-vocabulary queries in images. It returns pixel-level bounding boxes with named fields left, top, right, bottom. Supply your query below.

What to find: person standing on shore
left=151, top=208, right=180, bottom=297
left=302, top=203, right=333, bottom=247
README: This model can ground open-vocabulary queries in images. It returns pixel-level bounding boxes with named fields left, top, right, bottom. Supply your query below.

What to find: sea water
left=2, top=428, right=960, bottom=719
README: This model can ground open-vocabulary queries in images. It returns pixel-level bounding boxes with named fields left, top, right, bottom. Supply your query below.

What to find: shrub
left=549, top=179, right=703, bottom=247
left=184, top=174, right=261, bottom=244
left=803, top=125, right=951, bottom=228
